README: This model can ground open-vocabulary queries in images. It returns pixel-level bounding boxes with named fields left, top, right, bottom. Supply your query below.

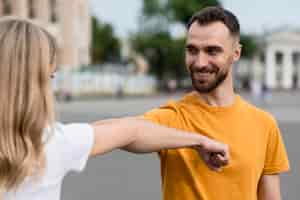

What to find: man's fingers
left=205, top=161, right=219, bottom=171
left=216, top=153, right=229, bottom=165
left=196, top=144, right=230, bottom=172
left=209, top=153, right=228, bottom=168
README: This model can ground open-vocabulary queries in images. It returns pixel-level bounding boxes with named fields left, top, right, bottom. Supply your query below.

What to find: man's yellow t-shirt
left=143, top=92, right=290, bottom=200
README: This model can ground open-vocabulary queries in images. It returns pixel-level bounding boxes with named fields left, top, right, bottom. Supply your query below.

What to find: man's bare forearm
left=258, top=175, right=281, bottom=200
left=122, top=118, right=208, bottom=153
left=89, top=117, right=229, bottom=170
left=90, top=118, right=207, bottom=154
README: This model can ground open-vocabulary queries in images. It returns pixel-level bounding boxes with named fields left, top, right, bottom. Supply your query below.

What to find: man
left=143, top=6, right=290, bottom=200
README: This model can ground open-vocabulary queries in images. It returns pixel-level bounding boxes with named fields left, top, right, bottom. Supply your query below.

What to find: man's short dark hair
left=187, top=7, right=240, bottom=38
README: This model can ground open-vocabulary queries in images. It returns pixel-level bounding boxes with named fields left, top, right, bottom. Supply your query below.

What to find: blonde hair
left=0, top=17, right=57, bottom=193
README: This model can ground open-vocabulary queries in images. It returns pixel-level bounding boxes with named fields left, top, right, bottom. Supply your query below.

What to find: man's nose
left=195, top=52, right=210, bottom=68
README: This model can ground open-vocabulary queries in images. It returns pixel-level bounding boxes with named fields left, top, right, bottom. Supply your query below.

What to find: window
left=292, top=52, right=300, bottom=66
left=259, top=53, right=265, bottom=64
left=292, top=52, right=300, bottom=88
left=50, top=0, right=58, bottom=23
left=275, top=51, right=283, bottom=66
left=28, top=0, right=36, bottom=18
left=3, top=0, right=12, bottom=15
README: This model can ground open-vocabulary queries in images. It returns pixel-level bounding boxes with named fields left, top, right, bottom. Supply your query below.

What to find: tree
left=91, top=16, right=121, bottom=64
left=142, top=0, right=220, bottom=25
left=166, top=0, right=220, bottom=25
left=240, top=34, right=258, bottom=58
left=131, top=32, right=171, bottom=81
left=131, top=32, right=187, bottom=84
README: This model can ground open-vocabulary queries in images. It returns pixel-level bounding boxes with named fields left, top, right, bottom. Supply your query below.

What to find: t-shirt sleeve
left=263, top=120, right=290, bottom=175
left=60, top=123, right=95, bottom=173
left=143, top=103, right=178, bottom=125
left=142, top=101, right=180, bottom=157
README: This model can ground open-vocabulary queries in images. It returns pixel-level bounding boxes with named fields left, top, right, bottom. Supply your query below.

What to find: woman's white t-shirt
left=4, top=123, right=95, bottom=200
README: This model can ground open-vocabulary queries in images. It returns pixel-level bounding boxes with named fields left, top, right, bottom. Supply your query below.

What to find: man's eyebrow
left=205, top=45, right=223, bottom=49
left=185, top=44, right=196, bottom=48
left=201, top=45, right=223, bottom=52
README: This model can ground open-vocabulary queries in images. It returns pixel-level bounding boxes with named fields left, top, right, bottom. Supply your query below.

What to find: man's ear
left=186, top=64, right=191, bottom=73
left=233, top=43, right=242, bottom=62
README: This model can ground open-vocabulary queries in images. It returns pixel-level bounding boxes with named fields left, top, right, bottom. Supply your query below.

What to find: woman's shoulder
left=45, top=122, right=93, bottom=142
left=44, top=122, right=94, bottom=171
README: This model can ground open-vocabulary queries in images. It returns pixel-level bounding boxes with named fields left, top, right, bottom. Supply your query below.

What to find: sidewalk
left=240, top=90, right=300, bottom=107
left=239, top=91, right=300, bottom=123
left=56, top=90, right=300, bottom=123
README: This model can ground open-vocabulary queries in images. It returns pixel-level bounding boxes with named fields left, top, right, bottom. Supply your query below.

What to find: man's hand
left=193, top=138, right=229, bottom=171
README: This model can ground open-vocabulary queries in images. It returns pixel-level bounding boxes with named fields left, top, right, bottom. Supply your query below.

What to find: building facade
left=263, top=30, right=300, bottom=89
left=0, top=0, right=91, bottom=68
left=236, top=29, right=300, bottom=90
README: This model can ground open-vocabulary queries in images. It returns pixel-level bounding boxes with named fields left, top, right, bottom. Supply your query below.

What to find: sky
left=90, top=0, right=300, bottom=38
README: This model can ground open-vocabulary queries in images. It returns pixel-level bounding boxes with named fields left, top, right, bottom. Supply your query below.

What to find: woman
left=0, top=17, right=229, bottom=200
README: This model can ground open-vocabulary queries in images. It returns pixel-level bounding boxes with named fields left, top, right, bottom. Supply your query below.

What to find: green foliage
left=240, top=34, right=258, bottom=58
left=142, top=0, right=220, bottom=24
left=91, top=16, right=121, bottom=64
left=142, top=0, right=164, bottom=17
left=131, top=32, right=187, bottom=82
left=166, top=0, right=220, bottom=24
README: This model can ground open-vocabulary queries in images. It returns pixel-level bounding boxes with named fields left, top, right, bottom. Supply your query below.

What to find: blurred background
left=1, top=0, right=300, bottom=199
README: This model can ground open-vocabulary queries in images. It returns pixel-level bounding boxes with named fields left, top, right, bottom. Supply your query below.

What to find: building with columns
left=236, top=29, right=300, bottom=90
left=263, top=30, right=300, bottom=89
left=0, top=0, right=91, bottom=68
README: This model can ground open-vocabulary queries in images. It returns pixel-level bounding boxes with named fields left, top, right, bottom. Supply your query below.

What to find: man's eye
left=207, top=49, right=217, bottom=55
left=206, top=47, right=221, bottom=55
left=186, top=47, right=198, bottom=55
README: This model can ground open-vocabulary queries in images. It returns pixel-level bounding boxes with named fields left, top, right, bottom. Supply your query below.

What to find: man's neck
left=195, top=81, right=235, bottom=107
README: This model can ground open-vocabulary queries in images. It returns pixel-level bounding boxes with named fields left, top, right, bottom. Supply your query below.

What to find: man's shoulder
left=239, top=97, right=277, bottom=126
left=142, top=93, right=194, bottom=125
